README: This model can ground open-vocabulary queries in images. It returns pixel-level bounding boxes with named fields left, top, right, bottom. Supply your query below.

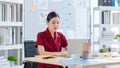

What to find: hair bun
left=51, top=10, right=56, bottom=12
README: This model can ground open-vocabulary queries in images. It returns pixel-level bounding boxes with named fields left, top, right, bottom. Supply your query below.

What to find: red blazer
left=35, top=28, right=68, bottom=68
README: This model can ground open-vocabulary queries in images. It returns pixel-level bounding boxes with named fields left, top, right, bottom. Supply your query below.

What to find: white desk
left=24, top=57, right=120, bottom=68
left=24, top=57, right=66, bottom=66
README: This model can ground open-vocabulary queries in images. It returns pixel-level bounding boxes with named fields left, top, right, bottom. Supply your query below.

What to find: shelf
left=0, top=22, right=22, bottom=27
left=93, top=40, right=120, bottom=45
left=9, top=65, right=22, bottom=68
left=0, top=0, right=23, bottom=4
left=93, top=41, right=99, bottom=44
left=94, top=24, right=120, bottom=27
left=1, top=65, right=22, bottom=68
left=0, top=44, right=22, bottom=50
left=94, top=6, right=120, bottom=11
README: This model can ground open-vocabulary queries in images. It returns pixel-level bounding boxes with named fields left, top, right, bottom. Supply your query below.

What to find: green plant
left=114, top=34, right=120, bottom=39
left=7, top=56, right=17, bottom=62
left=99, top=49, right=103, bottom=53
left=108, top=48, right=111, bottom=52
left=99, top=48, right=109, bottom=53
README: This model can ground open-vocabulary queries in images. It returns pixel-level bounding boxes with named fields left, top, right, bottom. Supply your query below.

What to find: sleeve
left=35, top=32, right=44, bottom=47
left=60, top=33, right=68, bottom=47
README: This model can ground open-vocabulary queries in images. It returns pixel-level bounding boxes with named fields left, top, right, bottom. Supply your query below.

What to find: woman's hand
left=54, top=52, right=68, bottom=57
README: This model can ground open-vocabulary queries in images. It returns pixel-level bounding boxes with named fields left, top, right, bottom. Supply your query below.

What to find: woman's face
left=47, top=17, right=59, bottom=32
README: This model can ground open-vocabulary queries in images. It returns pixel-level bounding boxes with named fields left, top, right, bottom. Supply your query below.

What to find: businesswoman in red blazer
left=35, top=11, right=68, bottom=68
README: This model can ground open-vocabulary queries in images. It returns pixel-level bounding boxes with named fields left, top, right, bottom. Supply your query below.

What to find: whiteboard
left=24, top=0, right=90, bottom=40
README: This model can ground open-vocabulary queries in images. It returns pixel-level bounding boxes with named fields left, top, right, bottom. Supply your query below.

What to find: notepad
left=35, top=55, right=55, bottom=59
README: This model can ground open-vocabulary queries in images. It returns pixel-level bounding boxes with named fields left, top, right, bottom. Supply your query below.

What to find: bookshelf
left=0, top=45, right=22, bottom=50
left=0, top=0, right=23, bottom=67
left=0, top=22, right=22, bottom=26
left=91, top=6, right=120, bottom=54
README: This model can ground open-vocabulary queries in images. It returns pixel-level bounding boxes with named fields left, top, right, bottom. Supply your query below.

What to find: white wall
left=24, top=0, right=91, bottom=40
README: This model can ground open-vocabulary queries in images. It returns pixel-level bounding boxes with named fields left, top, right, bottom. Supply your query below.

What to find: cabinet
left=91, top=6, right=120, bottom=54
left=0, top=0, right=23, bottom=66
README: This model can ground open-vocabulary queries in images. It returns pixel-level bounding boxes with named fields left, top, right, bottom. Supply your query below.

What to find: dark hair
left=47, top=12, right=59, bottom=22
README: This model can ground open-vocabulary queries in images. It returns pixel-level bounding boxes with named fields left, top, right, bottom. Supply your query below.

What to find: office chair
left=24, top=40, right=38, bottom=68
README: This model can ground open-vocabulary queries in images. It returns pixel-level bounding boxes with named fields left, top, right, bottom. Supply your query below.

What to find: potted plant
left=114, top=34, right=120, bottom=41
left=7, top=56, right=17, bottom=66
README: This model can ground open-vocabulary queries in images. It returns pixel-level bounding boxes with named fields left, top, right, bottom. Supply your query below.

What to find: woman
left=35, top=12, right=68, bottom=68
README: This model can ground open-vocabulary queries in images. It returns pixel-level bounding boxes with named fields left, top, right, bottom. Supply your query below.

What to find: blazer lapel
left=45, top=28, right=58, bottom=51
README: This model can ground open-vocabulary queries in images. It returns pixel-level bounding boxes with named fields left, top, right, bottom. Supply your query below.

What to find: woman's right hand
left=54, top=52, right=68, bottom=57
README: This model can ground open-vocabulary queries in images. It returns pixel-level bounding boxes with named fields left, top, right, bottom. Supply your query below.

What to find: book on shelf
left=13, top=4, right=17, bottom=22
left=16, top=4, right=23, bottom=22
left=98, top=0, right=114, bottom=6
left=0, top=28, right=5, bottom=45
left=4, top=3, right=7, bottom=21
left=0, top=3, right=2, bottom=21
left=2, top=3, right=5, bottom=21
left=11, top=4, right=14, bottom=22
left=8, top=27, right=12, bottom=44
left=11, top=3, right=16, bottom=22
left=107, top=0, right=112, bottom=6
left=112, top=13, right=120, bottom=24
left=98, top=0, right=104, bottom=6
left=6, top=3, right=11, bottom=21
left=102, top=11, right=111, bottom=24
left=111, top=0, right=115, bottom=6
left=103, top=0, right=108, bottom=6
left=16, top=27, right=22, bottom=44
left=20, top=4, right=22, bottom=22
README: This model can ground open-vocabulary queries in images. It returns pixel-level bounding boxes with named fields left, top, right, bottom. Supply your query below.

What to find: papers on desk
left=35, top=55, right=55, bottom=59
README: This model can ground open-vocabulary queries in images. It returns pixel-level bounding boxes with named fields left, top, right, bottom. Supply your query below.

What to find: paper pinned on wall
left=39, top=11, right=48, bottom=23
left=51, top=0, right=63, bottom=2
left=34, top=0, right=48, bottom=10
left=31, top=6, right=37, bottom=12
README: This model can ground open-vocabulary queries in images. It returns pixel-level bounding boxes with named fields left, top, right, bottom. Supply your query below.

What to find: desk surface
left=24, top=57, right=120, bottom=68
left=24, top=57, right=67, bottom=66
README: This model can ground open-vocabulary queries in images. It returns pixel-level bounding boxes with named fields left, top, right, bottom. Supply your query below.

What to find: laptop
left=67, top=39, right=90, bottom=59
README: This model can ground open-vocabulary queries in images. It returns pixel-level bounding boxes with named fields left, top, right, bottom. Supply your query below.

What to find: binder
left=98, top=0, right=112, bottom=6
left=107, top=0, right=112, bottom=6
left=98, top=0, right=104, bottom=6
left=103, top=0, right=108, bottom=6
left=111, top=0, right=115, bottom=6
